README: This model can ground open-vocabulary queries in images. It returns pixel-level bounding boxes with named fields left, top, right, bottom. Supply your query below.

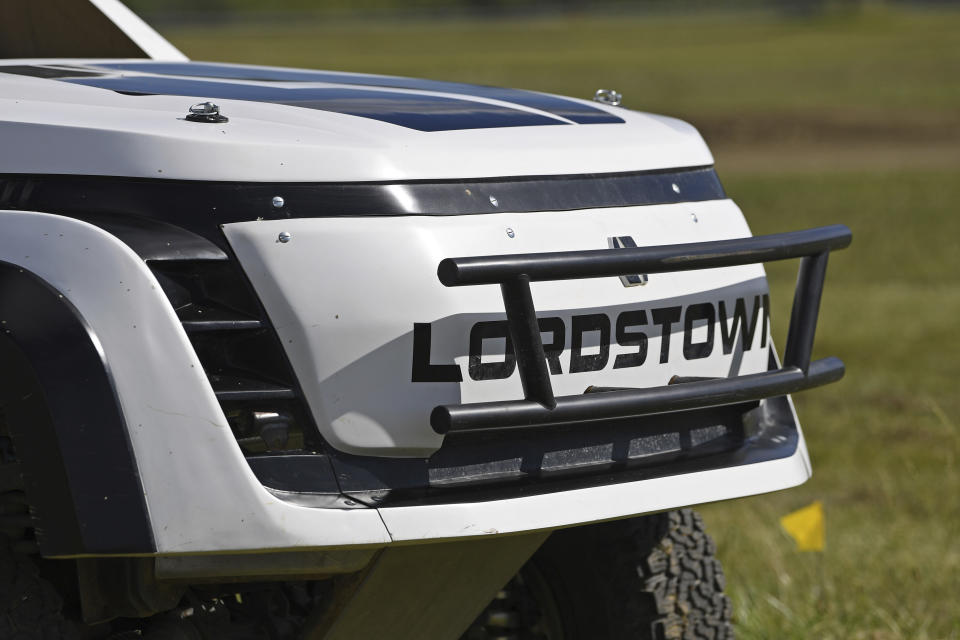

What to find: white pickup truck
left=0, top=1, right=850, bottom=638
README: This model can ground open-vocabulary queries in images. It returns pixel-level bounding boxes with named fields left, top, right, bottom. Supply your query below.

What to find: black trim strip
left=2, top=167, right=725, bottom=250
left=93, top=62, right=626, bottom=125
left=214, top=388, right=297, bottom=402
left=0, top=264, right=154, bottom=555
left=432, top=225, right=851, bottom=434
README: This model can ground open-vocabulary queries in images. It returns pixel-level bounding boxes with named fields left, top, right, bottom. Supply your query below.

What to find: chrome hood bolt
left=593, top=89, right=622, bottom=106
left=186, top=102, right=229, bottom=123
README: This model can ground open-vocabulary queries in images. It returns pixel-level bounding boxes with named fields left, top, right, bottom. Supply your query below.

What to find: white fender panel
left=0, top=210, right=390, bottom=553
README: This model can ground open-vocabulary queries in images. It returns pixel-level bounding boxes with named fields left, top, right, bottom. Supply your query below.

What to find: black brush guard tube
left=431, top=224, right=852, bottom=434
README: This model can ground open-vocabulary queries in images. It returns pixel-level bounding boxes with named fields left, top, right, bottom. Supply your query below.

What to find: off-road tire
left=466, top=508, right=734, bottom=639
left=0, top=537, right=80, bottom=640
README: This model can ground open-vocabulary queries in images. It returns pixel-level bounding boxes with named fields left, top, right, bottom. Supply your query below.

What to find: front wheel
left=465, top=509, right=734, bottom=640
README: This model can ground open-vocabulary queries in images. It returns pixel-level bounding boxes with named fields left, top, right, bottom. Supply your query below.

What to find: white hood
left=0, top=61, right=713, bottom=183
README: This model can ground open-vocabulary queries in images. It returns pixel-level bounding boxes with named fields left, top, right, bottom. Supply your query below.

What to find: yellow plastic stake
left=780, top=500, right=825, bottom=551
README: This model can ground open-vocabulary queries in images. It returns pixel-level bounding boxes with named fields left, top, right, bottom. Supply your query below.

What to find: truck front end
left=0, top=53, right=849, bottom=639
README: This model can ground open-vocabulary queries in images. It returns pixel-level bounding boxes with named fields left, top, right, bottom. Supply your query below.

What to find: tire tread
left=626, top=510, right=734, bottom=640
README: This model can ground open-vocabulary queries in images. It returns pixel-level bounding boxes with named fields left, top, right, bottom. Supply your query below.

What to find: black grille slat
left=181, top=319, right=263, bottom=333
left=215, top=390, right=297, bottom=401
left=211, top=374, right=297, bottom=401
left=147, top=255, right=316, bottom=456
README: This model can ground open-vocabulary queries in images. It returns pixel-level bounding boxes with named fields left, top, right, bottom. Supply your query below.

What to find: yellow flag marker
left=780, top=501, right=825, bottom=551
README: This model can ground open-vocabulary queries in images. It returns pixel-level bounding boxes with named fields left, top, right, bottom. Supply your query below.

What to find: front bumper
left=225, top=221, right=849, bottom=518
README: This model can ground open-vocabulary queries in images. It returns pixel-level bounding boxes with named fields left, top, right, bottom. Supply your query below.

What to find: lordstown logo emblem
left=610, top=236, right=649, bottom=287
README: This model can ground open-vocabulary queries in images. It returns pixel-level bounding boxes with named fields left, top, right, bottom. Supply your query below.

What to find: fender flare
left=0, top=261, right=153, bottom=555
left=0, top=209, right=392, bottom=554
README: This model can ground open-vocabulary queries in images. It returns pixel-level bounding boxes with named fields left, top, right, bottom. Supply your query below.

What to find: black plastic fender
left=0, top=262, right=154, bottom=556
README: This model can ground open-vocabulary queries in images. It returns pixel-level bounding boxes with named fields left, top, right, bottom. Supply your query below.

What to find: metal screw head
left=272, top=196, right=285, bottom=209
left=593, top=89, right=622, bottom=106
left=489, top=195, right=499, bottom=207
left=690, top=212, right=699, bottom=223
left=278, top=231, right=291, bottom=243
left=506, top=227, right=515, bottom=238
left=672, top=183, right=681, bottom=194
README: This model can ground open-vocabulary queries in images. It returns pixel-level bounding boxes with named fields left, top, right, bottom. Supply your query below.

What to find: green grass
left=161, top=8, right=960, bottom=638
left=165, top=6, right=960, bottom=128
left=701, top=171, right=960, bottom=639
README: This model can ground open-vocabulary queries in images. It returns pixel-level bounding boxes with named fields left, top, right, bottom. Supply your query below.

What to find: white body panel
left=0, top=64, right=710, bottom=183
left=225, top=200, right=769, bottom=456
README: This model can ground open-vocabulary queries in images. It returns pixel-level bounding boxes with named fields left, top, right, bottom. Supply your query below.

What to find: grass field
left=163, top=7, right=960, bottom=638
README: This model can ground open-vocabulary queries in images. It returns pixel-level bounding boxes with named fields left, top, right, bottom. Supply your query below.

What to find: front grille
left=149, top=258, right=316, bottom=455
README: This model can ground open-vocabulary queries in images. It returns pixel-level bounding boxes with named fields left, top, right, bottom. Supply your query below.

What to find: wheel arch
left=0, top=260, right=154, bottom=556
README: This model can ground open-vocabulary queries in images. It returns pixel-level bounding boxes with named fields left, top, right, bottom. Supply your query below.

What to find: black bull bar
left=431, top=224, right=852, bottom=435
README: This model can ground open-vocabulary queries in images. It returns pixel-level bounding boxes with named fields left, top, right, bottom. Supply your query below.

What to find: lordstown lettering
left=411, top=295, right=769, bottom=382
